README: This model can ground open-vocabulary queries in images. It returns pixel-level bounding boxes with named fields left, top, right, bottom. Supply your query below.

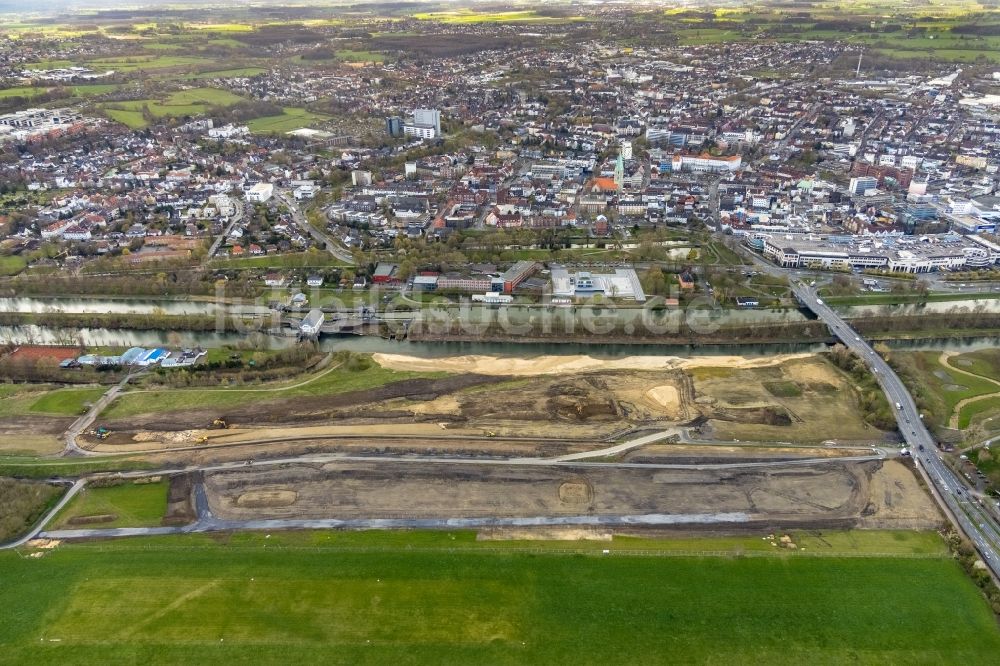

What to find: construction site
left=84, top=352, right=883, bottom=456
left=20, top=350, right=938, bottom=537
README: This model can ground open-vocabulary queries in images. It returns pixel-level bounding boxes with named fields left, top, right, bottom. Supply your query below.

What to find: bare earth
left=372, top=352, right=813, bottom=376
left=203, top=458, right=940, bottom=531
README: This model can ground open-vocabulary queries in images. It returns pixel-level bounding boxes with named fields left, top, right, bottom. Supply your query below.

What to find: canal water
left=0, top=324, right=996, bottom=358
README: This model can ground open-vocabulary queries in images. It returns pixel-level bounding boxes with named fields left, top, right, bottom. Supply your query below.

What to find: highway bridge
left=794, top=282, right=1000, bottom=577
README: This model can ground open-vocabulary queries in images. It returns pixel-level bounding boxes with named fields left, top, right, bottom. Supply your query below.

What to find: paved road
left=793, top=282, right=1000, bottom=577
left=62, top=372, right=141, bottom=456
left=205, top=202, right=246, bottom=262
left=550, top=429, right=683, bottom=462
left=276, top=190, right=354, bottom=264
left=5, top=438, right=888, bottom=548
left=774, top=101, right=823, bottom=153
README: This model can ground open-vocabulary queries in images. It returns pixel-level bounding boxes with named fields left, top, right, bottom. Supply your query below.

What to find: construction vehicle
left=485, top=431, right=497, bottom=438
left=95, top=426, right=110, bottom=440
left=210, top=418, right=228, bottom=429
left=197, top=436, right=209, bottom=444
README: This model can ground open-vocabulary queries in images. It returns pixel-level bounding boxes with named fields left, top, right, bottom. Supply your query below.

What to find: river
left=1, top=324, right=996, bottom=359
left=0, top=297, right=271, bottom=317
left=837, top=298, right=1000, bottom=318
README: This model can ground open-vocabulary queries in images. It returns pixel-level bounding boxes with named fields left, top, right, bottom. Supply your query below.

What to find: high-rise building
left=404, top=109, right=441, bottom=139
left=849, top=176, right=878, bottom=195
left=385, top=116, right=403, bottom=138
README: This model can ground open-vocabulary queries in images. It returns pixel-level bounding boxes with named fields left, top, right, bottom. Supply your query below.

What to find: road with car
left=794, top=282, right=1000, bottom=577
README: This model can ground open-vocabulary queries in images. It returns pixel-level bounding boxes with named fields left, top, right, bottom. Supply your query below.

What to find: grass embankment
left=0, top=478, right=64, bottom=543
left=103, top=355, right=448, bottom=419
left=826, top=346, right=896, bottom=430
left=0, top=457, right=152, bottom=480
left=0, top=311, right=255, bottom=333
left=0, top=385, right=105, bottom=417
left=4, top=529, right=999, bottom=663
left=49, top=479, right=168, bottom=530
left=891, top=350, right=1000, bottom=429
left=830, top=292, right=1000, bottom=307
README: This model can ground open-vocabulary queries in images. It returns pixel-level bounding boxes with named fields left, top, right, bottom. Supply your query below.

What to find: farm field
left=3, top=530, right=999, bottom=664
left=246, top=107, right=330, bottom=134
left=412, top=10, right=583, bottom=24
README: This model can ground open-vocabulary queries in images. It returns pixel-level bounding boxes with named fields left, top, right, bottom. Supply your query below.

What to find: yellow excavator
left=210, top=418, right=228, bottom=429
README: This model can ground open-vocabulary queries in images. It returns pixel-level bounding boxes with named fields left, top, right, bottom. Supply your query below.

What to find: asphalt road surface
left=794, top=282, right=1000, bottom=577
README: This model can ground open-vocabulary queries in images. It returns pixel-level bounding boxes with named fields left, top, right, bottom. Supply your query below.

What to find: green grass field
left=49, top=480, right=167, bottom=530
left=335, top=50, right=386, bottom=63
left=0, top=86, right=49, bottom=99
left=103, top=88, right=245, bottom=127
left=0, top=254, right=27, bottom=275
left=85, top=55, right=212, bottom=72
left=209, top=252, right=349, bottom=269
left=412, top=10, right=582, bottom=24
left=188, top=67, right=266, bottom=80
left=102, top=360, right=446, bottom=419
left=28, top=388, right=106, bottom=416
left=104, top=108, right=148, bottom=129
left=70, top=83, right=122, bottom=97
left=246, top=107, right=330, bottom=135
left=0, top=384, right=57, bottom=417
left=3, top=529, right=999, bottom=664
left=896, top=351, right=1000, bottom=427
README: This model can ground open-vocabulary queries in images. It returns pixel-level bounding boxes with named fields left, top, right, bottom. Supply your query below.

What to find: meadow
left=102, top=88, right=246, bottom=128
left=0, top=384, right=103, bottom=418
left=49, top=479, right=168, bottom=530
left=894, top=350, right=1000, bottom=429
left=2, top=529, right=999, bottom=664
left=101, top=358, right=446, bottom=419
left=246, top=107, right=331, bottom=134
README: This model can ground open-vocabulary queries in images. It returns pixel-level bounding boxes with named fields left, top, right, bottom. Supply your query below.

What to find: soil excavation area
left=92, top=353, right=878, bottom=452
left=203, top=458, right=939, bottom=531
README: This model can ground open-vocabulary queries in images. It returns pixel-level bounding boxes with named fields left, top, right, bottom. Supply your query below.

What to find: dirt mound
left=67, top=514, right=116, bottom=525
left=163, top=474, right=195, bottom=526
left=478, top=528, right=611, bottom=541
left=710, top=406, right=793, bottom=426
left=646, top=385, right=680, bottom=410
left=237, top=490, right=298, bottom=508
left=558, top=480, right=593, bottom=504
